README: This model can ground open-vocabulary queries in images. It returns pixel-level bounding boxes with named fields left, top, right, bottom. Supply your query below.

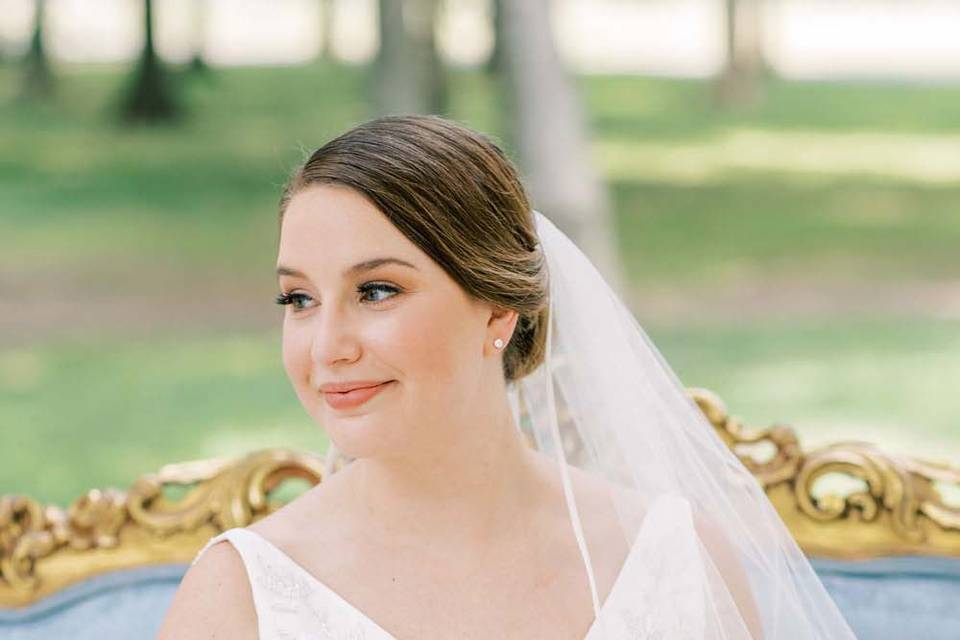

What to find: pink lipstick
left=321, top=380, right=394, bottom=410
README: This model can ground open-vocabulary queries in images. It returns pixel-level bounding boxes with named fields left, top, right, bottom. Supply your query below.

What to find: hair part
left=278, top=115, right=549, bottom=382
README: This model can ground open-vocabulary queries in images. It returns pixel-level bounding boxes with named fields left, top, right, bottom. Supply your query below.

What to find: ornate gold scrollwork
left=688, top=387, right=960, bottom=558
left=126, top=449, right=323, bottom=534
left=688, top=387, right=803, bottom=488
left=795, top=443, right=960, bottom=540
left=1, top=448, right=324, bottom=606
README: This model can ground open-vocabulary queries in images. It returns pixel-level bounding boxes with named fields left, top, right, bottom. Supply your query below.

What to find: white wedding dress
left=190, top=493, right=714, bottom=639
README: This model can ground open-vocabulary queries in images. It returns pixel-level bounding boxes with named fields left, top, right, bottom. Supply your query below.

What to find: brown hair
left=278, top=115, right=549, bottom=382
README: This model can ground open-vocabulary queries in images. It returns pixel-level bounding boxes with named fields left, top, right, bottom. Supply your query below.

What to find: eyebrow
left=276, top=257, right=419, bottom=279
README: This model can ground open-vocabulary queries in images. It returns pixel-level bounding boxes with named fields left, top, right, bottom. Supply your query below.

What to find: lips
left=320, top=380, right=390, bottom=394
left=321, top=380, right=394, bottom=411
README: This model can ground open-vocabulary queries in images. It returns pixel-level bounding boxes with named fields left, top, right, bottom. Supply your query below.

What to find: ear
left=485, top=305, right=520, bottom=355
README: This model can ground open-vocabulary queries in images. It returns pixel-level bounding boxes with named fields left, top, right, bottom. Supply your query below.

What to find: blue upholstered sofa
left=3, top=555, right=960, bottom=639
left=3, top=389, right=959, bottom=639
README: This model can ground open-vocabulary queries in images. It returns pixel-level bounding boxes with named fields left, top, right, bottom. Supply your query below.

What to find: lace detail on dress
left=252, top=548, right=375, bottom=639
left=192, top=529, right=386, bottom=640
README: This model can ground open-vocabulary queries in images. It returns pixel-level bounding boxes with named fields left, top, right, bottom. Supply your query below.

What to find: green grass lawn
left=1, top=61, right=958, bottom=506
left=3, top=62, right=960, bottom=284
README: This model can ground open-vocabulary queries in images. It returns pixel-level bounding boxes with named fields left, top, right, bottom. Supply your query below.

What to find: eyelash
left=274, top=283, right=400, bottom=311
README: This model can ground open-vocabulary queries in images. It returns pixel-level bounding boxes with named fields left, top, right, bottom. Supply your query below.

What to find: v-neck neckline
left=241, top=494, right=673, bottom=640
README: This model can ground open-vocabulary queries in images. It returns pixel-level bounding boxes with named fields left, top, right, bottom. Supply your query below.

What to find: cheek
left=393, top=299, right=482, bottom=409
left=395, top=300, right=470, bottom=381
left=278, top=296, right=478, bottom=424
left=281, top=320, right=316, bottom=408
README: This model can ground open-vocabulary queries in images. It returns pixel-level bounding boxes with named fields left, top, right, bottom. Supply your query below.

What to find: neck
left=346, top=382, right=541, bottom=551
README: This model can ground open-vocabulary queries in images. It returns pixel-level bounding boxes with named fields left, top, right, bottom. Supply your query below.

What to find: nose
left=309, top=303, right=362, bottom=369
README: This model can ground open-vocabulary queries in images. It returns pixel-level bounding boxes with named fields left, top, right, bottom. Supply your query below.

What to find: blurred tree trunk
left=713, top=0, right=768, bottom=109
left=373, top=0, right=447, bottom=115
left=121, top=0, right=180, bottom=122
left=484, top=0, right=504, bottom=76
left=21, top=0, right=53, bottom=99
left=319, top=0, right=336, bottom=60
left=497, top=0, right=625, bottom=294
left=188, top=0, right=209, bottom=73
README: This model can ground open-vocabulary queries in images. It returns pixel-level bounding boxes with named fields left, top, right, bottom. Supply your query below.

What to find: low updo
left=277, top=115, right=549, bottom=382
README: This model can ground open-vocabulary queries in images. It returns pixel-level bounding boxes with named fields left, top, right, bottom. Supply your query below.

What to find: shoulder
left=156, top=538, right=258, bottom=640
left=248, top=464, right=361, bottom=544
left=687, top=501, right=765, bottom=640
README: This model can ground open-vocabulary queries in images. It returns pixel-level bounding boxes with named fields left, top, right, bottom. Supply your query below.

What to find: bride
left=159, top=115, right=855, bottom=639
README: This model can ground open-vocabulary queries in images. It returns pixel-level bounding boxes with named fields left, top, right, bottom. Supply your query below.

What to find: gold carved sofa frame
left=2, top=387, right=959, bottom=608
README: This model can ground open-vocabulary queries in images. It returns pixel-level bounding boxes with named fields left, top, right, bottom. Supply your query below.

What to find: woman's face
left=276, top=184, right=514, bottom=460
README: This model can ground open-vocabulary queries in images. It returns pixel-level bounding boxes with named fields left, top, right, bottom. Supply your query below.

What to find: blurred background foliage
left=1, top=0, right=958, bottom=507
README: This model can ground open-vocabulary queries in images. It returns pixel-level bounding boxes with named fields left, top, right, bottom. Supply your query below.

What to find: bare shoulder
left=248, top=463, right=360, bottom=544
left=156, top=539, right=258, bottom=640
left=689, top=503, right=765, bottom=640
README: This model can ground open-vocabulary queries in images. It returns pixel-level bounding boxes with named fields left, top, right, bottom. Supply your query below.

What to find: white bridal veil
left=503, top=210, right=857, bottom=639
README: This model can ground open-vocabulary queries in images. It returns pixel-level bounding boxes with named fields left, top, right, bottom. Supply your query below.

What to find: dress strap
left=191, top=528, right=279, bottom=574
left=191, top=528, right=311, bottom=639
left=191, top=528, right=385, bottom=638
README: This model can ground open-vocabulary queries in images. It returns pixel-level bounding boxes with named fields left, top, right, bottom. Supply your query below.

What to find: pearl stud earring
left=493, top=338, right=505, bottom=350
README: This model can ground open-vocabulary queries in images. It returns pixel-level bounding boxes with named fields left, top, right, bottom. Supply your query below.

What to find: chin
left=324, top=416, right=396, bottom=460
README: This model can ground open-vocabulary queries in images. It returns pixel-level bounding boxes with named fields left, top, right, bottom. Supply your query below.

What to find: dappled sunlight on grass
left=0, top=349, right=45, bottom=394
left=598, top=128, right=960, bottom=184
left=613, top=177, right=960, bottom=286
left=584, top=74, right=960, bottom=138
left=649, top=317, right=960, bottom=464
left=0, top=330, right=316, bottom=507
left=198, top=419, right=328, bottom=462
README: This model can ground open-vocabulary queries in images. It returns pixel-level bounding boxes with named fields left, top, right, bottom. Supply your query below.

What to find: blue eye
left=274, top=283, right=400, bottom=312
left=359, top=283, right=400, bottom=304
left=274, top=292, right=314, bottom=311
